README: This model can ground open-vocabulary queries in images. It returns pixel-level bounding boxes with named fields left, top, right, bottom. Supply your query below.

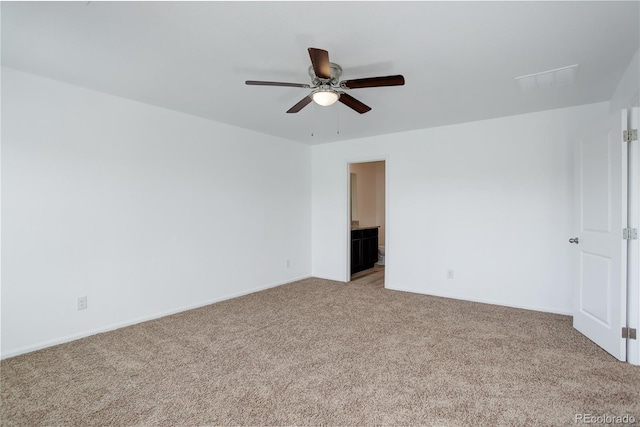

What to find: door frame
left=627, top=107, right=639, bottom=365
left=346, top=156, right=389, bottom=286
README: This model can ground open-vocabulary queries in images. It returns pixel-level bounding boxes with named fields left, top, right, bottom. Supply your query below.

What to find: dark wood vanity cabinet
left=351, top=227, right=379, bottom=275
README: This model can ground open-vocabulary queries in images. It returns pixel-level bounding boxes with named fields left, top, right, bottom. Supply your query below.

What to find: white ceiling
left=2, top=1, right=639, bottom=145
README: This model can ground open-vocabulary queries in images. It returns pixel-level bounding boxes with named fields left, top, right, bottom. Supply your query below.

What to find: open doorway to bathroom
left=349, top=160, right=386, bottom=286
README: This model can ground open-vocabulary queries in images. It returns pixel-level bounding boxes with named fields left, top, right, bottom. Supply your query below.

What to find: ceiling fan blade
left=338, top=93, right=371, bottom=114
left=246, top=80, right=310, bottom=88
left=286, top=96, right=312, bottom=113
left=341, top=75, right=405, bottom=89
left=308, top=48, right=331, bottom=79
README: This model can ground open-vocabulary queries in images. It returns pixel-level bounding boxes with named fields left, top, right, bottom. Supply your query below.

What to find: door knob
left=569, top=237, right=579, bottom=244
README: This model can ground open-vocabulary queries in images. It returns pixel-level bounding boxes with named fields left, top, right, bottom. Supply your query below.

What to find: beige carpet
left=2, top=277, right=639, bottom=426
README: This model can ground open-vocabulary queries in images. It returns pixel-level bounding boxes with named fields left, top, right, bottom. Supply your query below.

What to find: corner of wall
left=611, top=48, right=640, bottom=112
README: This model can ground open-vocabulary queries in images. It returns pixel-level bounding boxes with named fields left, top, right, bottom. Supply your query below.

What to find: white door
left=573, top=110, right=628, bottom=361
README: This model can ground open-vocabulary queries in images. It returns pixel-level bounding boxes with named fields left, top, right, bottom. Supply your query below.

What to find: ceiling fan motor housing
left=308, top=62, right=342, bottom=86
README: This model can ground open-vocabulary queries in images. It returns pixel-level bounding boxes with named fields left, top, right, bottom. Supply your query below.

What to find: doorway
left=348, top=160, right=386, bottom=286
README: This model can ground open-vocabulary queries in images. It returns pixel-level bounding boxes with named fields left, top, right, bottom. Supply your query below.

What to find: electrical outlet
left=286, top=259, right=290, bottom=268
left=447, top=269, right=454, bottom=279
left=77, top=296, right=87, bottom=310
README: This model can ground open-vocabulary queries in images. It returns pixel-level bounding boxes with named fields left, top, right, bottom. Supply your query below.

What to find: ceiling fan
left=245, top=48, right=405, bottom=114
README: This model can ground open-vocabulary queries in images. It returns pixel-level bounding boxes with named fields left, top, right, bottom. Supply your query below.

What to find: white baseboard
left=1, top=275, right=311, bottom=360
left=385, top=285, right=573, bottom=316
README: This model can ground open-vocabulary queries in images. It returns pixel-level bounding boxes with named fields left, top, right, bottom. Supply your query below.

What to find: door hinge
left=623, top=228, right=638, bottom=240
left=623, top=129, right=638, bottom=142
left=622, top=327, right=637, bottom=340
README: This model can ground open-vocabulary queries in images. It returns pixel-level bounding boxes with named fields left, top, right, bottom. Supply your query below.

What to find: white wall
left=312, top=102, right=609, bottom=315
left=610, top=48, right=639, bottom=113
left=1, top=68, right=312, bottom=358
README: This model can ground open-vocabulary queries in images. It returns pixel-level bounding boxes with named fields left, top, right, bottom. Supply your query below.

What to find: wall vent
left=515, top=64, right=579, bottom=91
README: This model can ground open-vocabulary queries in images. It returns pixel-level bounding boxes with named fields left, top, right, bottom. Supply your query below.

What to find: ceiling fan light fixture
left=312, top=89, right=339, bottom=106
